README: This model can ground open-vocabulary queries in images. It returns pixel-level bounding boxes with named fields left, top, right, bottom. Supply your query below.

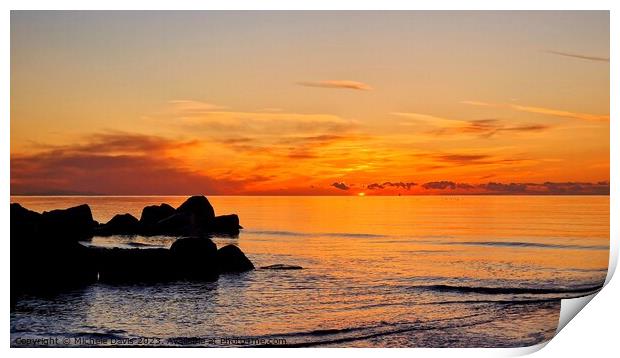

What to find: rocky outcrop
left=209, top=214, right=241, bottom=236
left=40, top=204, right=98, bottom=243
left=11, top=203, right=100, bottom=298
left=11, top=197, right=253, bottom=299
left=139, top=203, right=175, bottom=232
left=96, top=213, right=140, bottom=236
left=170, top=237, right=219, bottom=280
left=101, top=196, right=241, bottom=237
left=216, top=244, right=255, bottom=273
left=176, top=195, right=215, bottom=221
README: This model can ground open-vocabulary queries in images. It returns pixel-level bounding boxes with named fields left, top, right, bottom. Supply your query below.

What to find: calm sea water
left=10, top=196, right=609, bottom=347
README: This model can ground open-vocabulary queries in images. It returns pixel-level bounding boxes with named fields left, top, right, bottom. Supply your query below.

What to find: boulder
left=208, top=214, right=241, bottom=236
left=11, top=203, right=99, bottom=299
left=96, top=213, right=140, bottom=236
left=216, top=244, right=254, bottom=273
left=93, top=247, right=174, bottom=283
left=170, top=237, right=218, bottom=280
left=10, top=197, right=252, bottom=299
left=176, top=196, right=215, bottom=221
left=12, top=240, right=99, bottom=298
left=152, top=212, right=193, bottom=235
left=40, top=204, right=97, bottom=243
left=10, top=203, right=42, bottom=242
left=139, top=203, right=175, bottom=229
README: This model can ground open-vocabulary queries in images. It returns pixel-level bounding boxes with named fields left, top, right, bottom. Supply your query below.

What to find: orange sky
left=10, top=11, right=610, bottom=195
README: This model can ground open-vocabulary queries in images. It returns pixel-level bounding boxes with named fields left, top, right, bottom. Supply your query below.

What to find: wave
left=245, top=230, right=386, bottom=239
left=165, top=313, right=491, bottom=348
left=416, top=283, right=603, bottom=296
left=252, top=313, right=496, bottom=347
left=445, top=241, right=608, bottom=251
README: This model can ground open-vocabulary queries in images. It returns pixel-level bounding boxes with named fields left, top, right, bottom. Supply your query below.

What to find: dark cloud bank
left=365, top=180, right=609, bottom=195
left=10, top=132, right=252, bottom=195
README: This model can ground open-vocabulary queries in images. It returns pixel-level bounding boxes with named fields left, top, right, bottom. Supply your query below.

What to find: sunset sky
left=10, top=11, right=610, bottom=195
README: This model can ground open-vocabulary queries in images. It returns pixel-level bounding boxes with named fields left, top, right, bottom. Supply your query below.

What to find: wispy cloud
left=432, top=153, right=528, bottom=166
left=164, top=100, right=358, bottom=135
left=298, top=80, right=372, bottom=91
left=392, top=112, right=550, bottom=137
left=461, top=101, right=609, bottom=122
left=546, top=50, right=610, bottom=63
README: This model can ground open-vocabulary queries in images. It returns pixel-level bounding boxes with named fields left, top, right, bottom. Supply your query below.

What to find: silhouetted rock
left=93, top=247, right=174, bottom=283
left=170, top=237, right=219, bottom=280
left=40, top=204, right=97, bottom=243
left=11, top=240, right=98, bottom=298
left=176, top=196, right=215, bottom=221
left=92, top=237, right=221, bottom=283
left=10, top=196, right=252, bottom=299
left=216, top=244, right=254, bottom=273
left=139, top=203, right=175, bottom=231
left=96, top=213, right=140, bottom=236
left=145, top=197, right=240, bottom=236
left=10, top=203, right=42, bottom=241
left=152, top=212, right=193, bottom=235
left=260, top=264, right=303, bottom=270
left=209, top=214, right=241, bottom=235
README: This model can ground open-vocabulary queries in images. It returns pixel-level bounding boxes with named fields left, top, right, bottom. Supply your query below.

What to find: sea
left=10, top=196, right=609, bottom=347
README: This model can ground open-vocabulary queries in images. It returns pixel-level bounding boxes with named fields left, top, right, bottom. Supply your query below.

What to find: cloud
left=422, top=181, right=457, bottom=190
left=298, top=80, right=372, bottom=91
left=529, top=181, right=609, bottom=195
left=546, top=50, right=610, bottom=63
left=461, top=101, right=609, bottom=122
left=393, top=113, right=550, bottom=137
left=10, top=132, right=256, bottom=195
left=480, top=182, right=527, bottom=193
left=367, top=181, right=417, bottom=190
left=361, top=180, right=611, bottom=195
left=432, top=153, right=528, bottom=166
left=418, top=181, right=609, bottom=195
left=164, top=100, right=358, bottom=135
left=331, top=182, right=350, bottom=190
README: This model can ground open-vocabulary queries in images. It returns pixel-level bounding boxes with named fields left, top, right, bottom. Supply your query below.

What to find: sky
left=10, top=11, right=610, bottom=195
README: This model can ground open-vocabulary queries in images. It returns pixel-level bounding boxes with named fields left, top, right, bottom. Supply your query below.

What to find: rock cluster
left=96, top=195, right=241, bottom=236
left=10, top=196, right=253, bottom=298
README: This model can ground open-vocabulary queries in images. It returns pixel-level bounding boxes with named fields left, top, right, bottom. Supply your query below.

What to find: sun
left=358, top=192, right=366, bottom=197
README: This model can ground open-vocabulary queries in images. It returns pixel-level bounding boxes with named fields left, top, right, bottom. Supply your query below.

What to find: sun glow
left=358, top=192, right=366, bottom=197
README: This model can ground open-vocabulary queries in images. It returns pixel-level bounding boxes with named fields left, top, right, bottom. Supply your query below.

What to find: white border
left=2, top=1, right=617, bottom=357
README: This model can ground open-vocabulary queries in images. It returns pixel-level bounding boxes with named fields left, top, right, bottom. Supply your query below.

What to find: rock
left=152, top=212, right=193, bottom=235
left=170, top=237, right=218, bottom=280
left=92, top=237, right=222, bottom=283
left=136, top=197, right=242, bottom=236
left=96, top=213, right=140, bottom=236
left=11, top=203, right=99, bottom=299
left=139, top=203, right=175, bottom=229
left=208, top=214, right=241, bottom=236
left=40, top=204, right=97, bottom=243
left=12, top=241, right=98, bottom=297
left=216, top=244, right=254, bottom=273
left=260, top=264, right=303, bottom=270
left=176, top=196, right=215, bottom=221
left=93, top=247, right=174, bottom=283
left=10, top=196, right=252, bottom=299
left=10, top=203, right=42, bottom=241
